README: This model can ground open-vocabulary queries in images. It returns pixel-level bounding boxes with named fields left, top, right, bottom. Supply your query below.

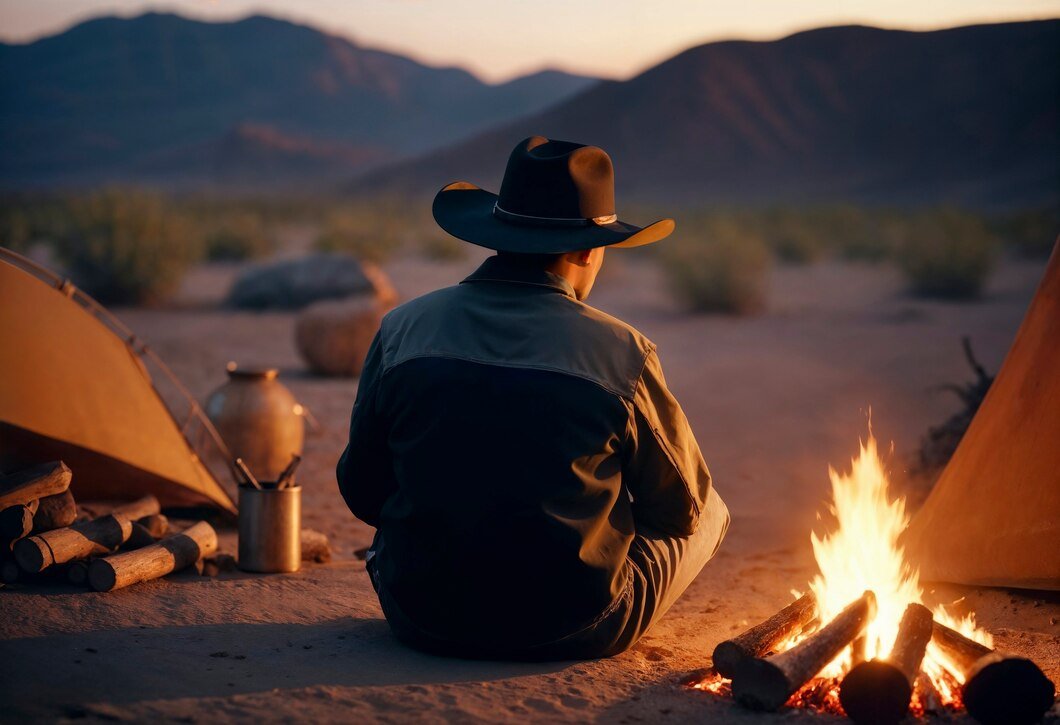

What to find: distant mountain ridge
left=0, top=13, right=598, bottom=188
left=356, top=20, right=1060, bottom=209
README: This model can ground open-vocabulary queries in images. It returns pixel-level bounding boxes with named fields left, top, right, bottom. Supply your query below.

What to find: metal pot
left=205, top=363, right=304, bottom=482
left=238, top=484, right=301, bottom=573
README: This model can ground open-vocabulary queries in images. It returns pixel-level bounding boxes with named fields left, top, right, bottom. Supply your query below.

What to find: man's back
left=338, top=255, right=721, bottom=654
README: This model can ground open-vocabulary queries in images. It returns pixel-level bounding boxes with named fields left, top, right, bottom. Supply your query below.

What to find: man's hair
left=496, top=251, right=564, bottom=268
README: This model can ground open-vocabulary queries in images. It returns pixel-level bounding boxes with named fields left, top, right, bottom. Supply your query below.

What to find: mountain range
left=0, top=13, right=596, bottom=188
left=1, top=15, right=1057, bottom=207
left=358, top=20, right=1060, bottom=208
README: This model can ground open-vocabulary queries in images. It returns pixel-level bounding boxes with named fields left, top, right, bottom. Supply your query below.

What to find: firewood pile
left=1, top=460, right=331, bottom=591
left=693, top=590, right=1056, bottom=725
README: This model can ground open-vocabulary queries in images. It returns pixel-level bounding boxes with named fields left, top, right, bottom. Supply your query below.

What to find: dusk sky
left=2, top=0, right=1059, bottom=81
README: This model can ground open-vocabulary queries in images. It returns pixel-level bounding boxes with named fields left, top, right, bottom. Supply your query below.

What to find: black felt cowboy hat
left=432, top=136, right=674, bottom=254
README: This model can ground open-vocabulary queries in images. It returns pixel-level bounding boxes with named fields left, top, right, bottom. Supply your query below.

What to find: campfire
left=690, top=432, right=1055, bottom=724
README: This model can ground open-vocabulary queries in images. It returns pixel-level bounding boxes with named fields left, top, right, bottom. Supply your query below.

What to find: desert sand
left=1, top=250, right=1057, bottom=723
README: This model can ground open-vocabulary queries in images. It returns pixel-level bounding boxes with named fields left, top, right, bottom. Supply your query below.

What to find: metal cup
left=238, top=485, right=301, bottom=573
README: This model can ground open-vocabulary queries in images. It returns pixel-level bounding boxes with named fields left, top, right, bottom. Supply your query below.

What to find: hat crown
left=497, top=137, right=616, bottom=220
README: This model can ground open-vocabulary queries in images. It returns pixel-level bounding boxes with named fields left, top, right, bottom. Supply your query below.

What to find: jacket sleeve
left=624, top=348, right=716, bottom=536
left=336, top=330, right=396, bottom=527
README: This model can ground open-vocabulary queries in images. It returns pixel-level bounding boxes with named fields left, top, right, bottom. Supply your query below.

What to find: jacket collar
left=461, top=255, right=576, bottom=299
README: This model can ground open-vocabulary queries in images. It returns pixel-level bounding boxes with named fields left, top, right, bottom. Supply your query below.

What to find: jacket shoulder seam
left=383, top=351, right=637, bottom=401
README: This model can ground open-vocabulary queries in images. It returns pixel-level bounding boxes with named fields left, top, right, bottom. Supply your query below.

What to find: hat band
left=493, top=203, right=617, bottom=228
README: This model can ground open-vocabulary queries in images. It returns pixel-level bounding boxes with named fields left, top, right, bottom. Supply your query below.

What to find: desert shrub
left=757, top=210, right=824, bottom=264
left=52, top=189, right=203, bottom=305
left=659, top=217, right=771, bottom=314
left=314, top=207, right=403, bottom=263
left=990, top=207, right=1059, bottom=258
left=204, top=211, right=273, bottom=261
left=893, top=209, right=999, bottom=299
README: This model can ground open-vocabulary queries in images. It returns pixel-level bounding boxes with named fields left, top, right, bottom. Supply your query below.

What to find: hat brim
left=432, top=182, right=674, bottom=254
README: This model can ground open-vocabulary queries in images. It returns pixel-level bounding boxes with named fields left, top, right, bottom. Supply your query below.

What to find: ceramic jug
left=205, top=363, right=304, bottom=481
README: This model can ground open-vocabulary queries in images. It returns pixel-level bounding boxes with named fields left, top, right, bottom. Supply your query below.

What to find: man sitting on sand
left=337, top=137, right=729, bottom=660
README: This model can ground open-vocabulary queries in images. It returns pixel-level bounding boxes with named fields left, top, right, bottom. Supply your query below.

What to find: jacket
left=337, top=254, right=722, bottom=650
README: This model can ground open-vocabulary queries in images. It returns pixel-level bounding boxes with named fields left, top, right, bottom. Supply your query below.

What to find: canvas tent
left=903, top=241, right=1060, bottom=590
left=0, top=249, right=236, bottom=514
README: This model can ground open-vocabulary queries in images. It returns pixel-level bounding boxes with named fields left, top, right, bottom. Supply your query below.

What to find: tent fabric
left=0, top=257, right=236, bottom=513
left=903, top=243, right=1060, bottom=590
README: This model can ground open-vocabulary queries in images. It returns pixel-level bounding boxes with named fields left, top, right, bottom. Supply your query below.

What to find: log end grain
left=87, top=558, right=117, bottom=592
left=838, top=660, right=912, bottom=725
left=33, top=490, right=78, bottom=533
left=712, top=640, right=750, bottom=679
left=731, top=657, right=791, bottom=711
left=13, top=536, right=50, bottom=573
left=0, top=505, right=36, bottom=542
left=963, top=655, right=1055, bottom=725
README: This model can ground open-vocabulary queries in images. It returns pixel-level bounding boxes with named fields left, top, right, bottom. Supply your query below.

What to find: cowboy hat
left=432, top=136, right=674, bottom=254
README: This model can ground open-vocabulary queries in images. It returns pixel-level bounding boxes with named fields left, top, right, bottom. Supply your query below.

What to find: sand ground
left=1, top=251, right=1058, bottom=723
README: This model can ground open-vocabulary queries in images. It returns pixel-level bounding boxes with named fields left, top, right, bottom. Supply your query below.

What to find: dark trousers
left=370, top=487, right=729, bottom=661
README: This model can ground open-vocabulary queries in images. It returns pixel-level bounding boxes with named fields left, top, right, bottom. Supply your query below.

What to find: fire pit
left=690, top=432, right=1056, bottom=724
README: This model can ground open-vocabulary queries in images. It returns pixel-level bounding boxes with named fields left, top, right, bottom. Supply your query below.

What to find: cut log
left=712, top=592, right=817, bottom=677
left=123, top=522, right=157, bottom=551
left=14, top=514, right=132, bottom=573
left=111, top=496, right=161, bottom=522
left=0, top=461, right=72, bottom=508
left=931, top=621, right=1055, bottom=725
left=33, top=490, right=78, bottom=533
left=88, top=521, right=218, bottom=592
left=67, top=560, right=90, bottom=586
left=839, top=603, right=933, bottom=724
left=0, top=500, right=40, bottom=543
left=136, top=514, right=168, bottom=539
left=732, top=591, right=877, bottom=711
left=301, top=528, right=332, bottom=563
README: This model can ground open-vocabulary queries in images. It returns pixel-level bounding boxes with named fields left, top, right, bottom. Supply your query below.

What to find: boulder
left=227, top=253, right=396, bottom=310
left=295, top=295, right=395, bottom=377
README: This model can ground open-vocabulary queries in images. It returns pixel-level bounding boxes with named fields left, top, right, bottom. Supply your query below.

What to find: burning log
left=712, top=592, right=817, bottom=677
left=0, top=461, right=72, bottom=508
left=839, top=603, right=933, bottom=724
left=931, top=621, right=1055, bottom=725
left=732, top=591, right=877, bottom=711
left=0, top=500, right=39, bottom=543
left=88, top=521, right=218, bottom=592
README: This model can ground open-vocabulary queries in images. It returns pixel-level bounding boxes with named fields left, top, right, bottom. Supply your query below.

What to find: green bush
left=204, top=211, right=273, bottom=261
left=894, top=209, right=999, bottom=299
left=314, top=207, right=403, bottom=263
left=659, top=218, right=771, bottom=314
left=52, top=190, right=202, bottom=305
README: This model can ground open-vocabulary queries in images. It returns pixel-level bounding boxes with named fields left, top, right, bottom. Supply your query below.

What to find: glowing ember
left=692, top=428, right=994, bottom=712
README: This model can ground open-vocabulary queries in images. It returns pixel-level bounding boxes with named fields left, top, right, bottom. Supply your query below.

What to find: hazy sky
left=2, top=0, right=1058, bottom=81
